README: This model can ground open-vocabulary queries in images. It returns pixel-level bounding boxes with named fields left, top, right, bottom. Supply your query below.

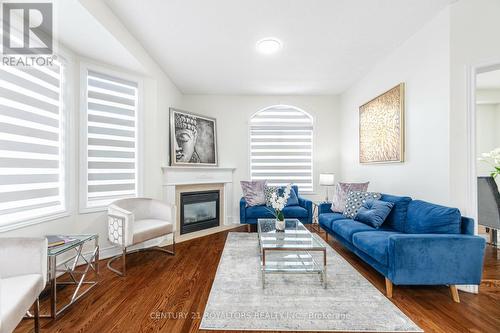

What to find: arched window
left=249, top=105, right=313, bottom=192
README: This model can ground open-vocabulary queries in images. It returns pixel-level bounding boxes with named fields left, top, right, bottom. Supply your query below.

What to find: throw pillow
left=240, top=180, right=266, bottom=206
left=355, top=199, right=394, bottom=228
left=343, top=191, right=382, bottom=219
left=331, top=182, right=369, bottom=213
left=264, top=186, right=299, bottom=207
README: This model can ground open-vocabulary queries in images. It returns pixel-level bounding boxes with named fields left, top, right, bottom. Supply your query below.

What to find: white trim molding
left=464, top=59, right=500, bottom=294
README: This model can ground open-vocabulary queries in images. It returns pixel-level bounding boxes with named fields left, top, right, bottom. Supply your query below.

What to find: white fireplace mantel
left=161, top=166, right=236, bottom=185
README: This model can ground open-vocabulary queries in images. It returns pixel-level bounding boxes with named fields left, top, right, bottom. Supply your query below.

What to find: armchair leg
left=33, top=297, right=40, bottom=333
left=107, top=235, right=176, bottom=277
left=385, top=278, right=393, bottom=298
left=107, top=247, right=127, bottom=277
left=450, top=285, right=460, bottom=303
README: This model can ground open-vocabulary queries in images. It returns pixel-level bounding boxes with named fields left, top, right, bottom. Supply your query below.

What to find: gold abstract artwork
left=359, top=83, right=405, bottom=163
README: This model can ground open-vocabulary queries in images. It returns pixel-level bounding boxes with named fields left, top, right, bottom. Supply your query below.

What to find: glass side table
left=45, top=234, right=99, bottom=318
left=312, top=201, right=331, bottom=232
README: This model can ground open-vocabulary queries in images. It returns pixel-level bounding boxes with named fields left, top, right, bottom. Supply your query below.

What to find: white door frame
left=466, top=60, right=500, bottom=228
left=465, top=60, right=500, bottom=294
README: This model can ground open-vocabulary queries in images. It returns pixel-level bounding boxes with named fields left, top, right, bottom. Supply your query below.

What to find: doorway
left=475, top=67, right=500, bottom=247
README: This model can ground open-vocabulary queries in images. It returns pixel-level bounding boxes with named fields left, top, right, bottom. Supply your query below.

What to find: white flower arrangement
left=478, top=147, right=500, bottom=179
left=267, top=183, right=292, bottom=221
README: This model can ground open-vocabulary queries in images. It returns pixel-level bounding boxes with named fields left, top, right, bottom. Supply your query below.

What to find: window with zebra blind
left=0, top=61, right=68, bottom=229
left=81, top=68, right=140, bottom=211
left=249, top=106, right=313, bottom=192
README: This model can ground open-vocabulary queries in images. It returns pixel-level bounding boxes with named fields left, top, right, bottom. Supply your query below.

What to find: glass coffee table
left=257, top=219, right=327, bottom=288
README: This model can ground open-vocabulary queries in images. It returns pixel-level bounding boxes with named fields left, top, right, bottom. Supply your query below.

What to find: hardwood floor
left=15, top=226, right=500, bottom=333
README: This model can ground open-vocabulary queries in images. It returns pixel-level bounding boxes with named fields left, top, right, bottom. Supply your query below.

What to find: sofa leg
left=247, top=224, right=251, bottom=233
left=450, top=285, right=460, bottom=303
left=34, top=297, right=40, bottom=333
left=325, top=233, right=328, bottom=242
left=385, top=278, right=393, bottom=298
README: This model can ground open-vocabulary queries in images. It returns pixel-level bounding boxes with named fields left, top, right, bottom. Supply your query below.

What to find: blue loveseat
left=319, top=194, right=486, bottom=302
left=240, top=185, right=313, bottom=228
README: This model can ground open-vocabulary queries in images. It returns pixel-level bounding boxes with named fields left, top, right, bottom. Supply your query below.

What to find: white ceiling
left=55, top=0, right=144, bottom=73
left=103, top=0, right=452, bottom=95
left=477, top=69, right=500, bottom=89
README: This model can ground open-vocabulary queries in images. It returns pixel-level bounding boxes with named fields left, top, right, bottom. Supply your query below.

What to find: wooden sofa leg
left=450, top=285, right=460, bottom=303
left=385, top=278, right=393, bottom=298
left=247, top=224, right=251, bottom=233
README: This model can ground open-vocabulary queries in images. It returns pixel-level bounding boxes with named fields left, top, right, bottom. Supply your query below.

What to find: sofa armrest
left=239, top=197, right=247, bottom=223
left=298, top=196, right=313, bottom=223
left=388, top=234, right=485, bottom=285
left=318, top=202, right=332, bottom=215
left=0, top=238, right=47, bottom=284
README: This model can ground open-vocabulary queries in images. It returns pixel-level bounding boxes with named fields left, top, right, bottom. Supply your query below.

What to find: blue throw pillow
left=355, top=199, right=394, bottom=228
left=285, top=187, right=299, bottom=206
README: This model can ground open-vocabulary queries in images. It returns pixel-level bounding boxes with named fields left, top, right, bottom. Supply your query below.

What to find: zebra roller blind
left=0, top=62, right=66, bottom=226
left=249, top=106, right=313, bottom=192
left=83, top=70, right=139, bottom=209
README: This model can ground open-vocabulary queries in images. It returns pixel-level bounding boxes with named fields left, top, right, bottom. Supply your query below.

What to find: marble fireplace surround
left=162, top=166, right=238, bottom=242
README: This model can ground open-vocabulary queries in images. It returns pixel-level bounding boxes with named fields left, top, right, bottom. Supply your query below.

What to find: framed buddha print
left=169, top=108, right=218, bottom=166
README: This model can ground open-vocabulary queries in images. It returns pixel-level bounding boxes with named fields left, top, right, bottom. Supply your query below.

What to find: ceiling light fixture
left=256, top=38, right=282, bottom=55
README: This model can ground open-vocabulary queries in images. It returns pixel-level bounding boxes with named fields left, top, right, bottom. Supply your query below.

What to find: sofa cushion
left=240, top=180, right=266, bottom=206
left=318, top=212, right=346, bottom=231
left=1, top=274, right=44, bottom=333
left=331, top=182, right=370, bottom=212
left=352, top=231, right=401, bottom=266
left=406, top=200, right=462, bottom=234
left=343, top=191, right=382, bottom=219
left=283, top=205, right=309, bottom=218
left=355, top=199, right=394, bottom=228
left=331, top=219, right=375, bottom=242
left=246, top=205, right=274, bottom=219
left=379, top=194, right=412, bottom=232
left=245, top=205, right=309, bottom=219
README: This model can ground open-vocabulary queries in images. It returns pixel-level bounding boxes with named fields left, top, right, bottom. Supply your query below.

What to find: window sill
left=79, top=206, right=108, bottom=215
left=0, top=210, right=70, bottom=233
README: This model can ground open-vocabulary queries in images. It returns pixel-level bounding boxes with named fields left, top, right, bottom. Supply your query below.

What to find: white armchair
left=0, top=238, right=47, bottom=333
left=107, top=198, right=176, bottom=276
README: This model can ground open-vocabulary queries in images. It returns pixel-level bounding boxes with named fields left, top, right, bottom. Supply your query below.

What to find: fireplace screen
left=180, top=190, right=220, bottom=234
left=184, top=201, right=217, bottom=224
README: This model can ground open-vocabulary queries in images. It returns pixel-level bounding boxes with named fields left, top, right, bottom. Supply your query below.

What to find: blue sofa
left=240, top=185, right=313, bottom=228
left=319, top=194, right=486, bottom=302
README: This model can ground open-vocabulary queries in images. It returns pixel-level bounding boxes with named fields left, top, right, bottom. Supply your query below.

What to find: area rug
left=200, top=232, right=422, bottom=332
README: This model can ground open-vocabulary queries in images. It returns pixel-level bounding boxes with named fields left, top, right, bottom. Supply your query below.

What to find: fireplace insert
left=180, top=190, right=220, bottom=234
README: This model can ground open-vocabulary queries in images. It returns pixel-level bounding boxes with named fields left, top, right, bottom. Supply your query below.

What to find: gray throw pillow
left=240, top=180, right=267, bottom=206
left=331, top=182, right=369, bottom=213
left=343, top=191, right=382, bottom=219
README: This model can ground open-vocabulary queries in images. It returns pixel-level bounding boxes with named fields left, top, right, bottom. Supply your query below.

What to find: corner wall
left=180, top=95, right=340, bottom=220
left=338, top=7, right=451, bottom=204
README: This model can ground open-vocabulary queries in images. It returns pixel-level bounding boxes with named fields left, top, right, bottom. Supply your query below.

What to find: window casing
left=0, top=61, right=68, bottom=229
left=80, top=67, right=140, bottom=211
left=249, top=106, right=313, bottom=192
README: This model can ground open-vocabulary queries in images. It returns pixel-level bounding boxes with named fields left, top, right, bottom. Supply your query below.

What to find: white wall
left=338, top=7, right=451, bottom=204
left=180, top=95, right=340, bottom=221
left=1, top=1, right=182, bottom=259
left=449, top=0, right=500, bottom=214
